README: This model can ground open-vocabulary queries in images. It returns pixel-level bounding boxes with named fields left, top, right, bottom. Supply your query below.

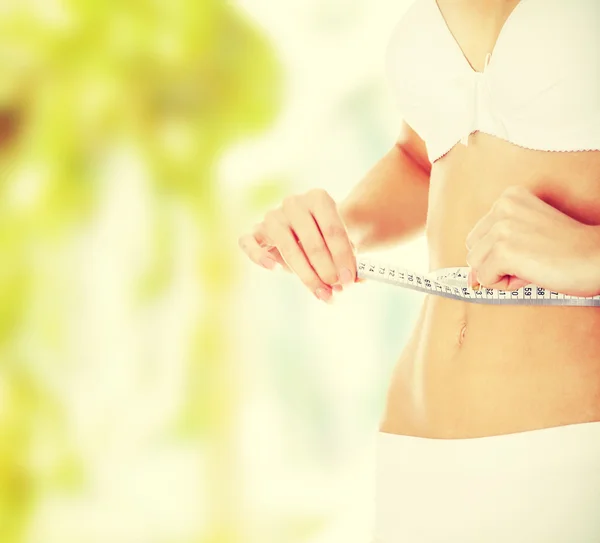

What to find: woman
left=238, top=0, right=600, bottom=541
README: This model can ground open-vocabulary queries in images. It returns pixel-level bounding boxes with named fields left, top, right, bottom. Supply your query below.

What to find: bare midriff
left=380, top=132, right=600, bottom=438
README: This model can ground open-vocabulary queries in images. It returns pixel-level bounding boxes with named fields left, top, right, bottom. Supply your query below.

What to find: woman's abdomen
left=380, top=295, right=600, bottom=438
left=380, top=134, right=600, bottom=438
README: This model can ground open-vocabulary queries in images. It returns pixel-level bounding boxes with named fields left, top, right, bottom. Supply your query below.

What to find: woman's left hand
left=465, top=185, right=600, bottom=297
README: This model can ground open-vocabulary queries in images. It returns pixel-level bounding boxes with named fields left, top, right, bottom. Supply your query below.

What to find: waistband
left=377, top=420, right=600, bottom=472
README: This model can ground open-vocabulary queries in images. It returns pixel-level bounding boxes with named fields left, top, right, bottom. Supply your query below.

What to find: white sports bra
left=385, top=0, right=600, bottom=163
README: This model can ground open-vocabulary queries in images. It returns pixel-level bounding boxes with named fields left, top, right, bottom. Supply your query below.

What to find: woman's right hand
left=238, top=188, right=359, bottom=303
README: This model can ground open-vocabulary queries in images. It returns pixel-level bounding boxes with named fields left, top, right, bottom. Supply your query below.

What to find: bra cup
left=385, top=0, right=600, bottom=160
left=489, top=0, right=600, bottom=129
left=386, top=0, right=475, bottom=149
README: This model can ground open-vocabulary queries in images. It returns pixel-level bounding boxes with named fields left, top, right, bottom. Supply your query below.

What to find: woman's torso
left=380, top=0, right=600, bottom=437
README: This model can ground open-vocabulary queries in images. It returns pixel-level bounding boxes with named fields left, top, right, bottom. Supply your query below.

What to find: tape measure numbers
left=356, top=257, right=600, bottom=306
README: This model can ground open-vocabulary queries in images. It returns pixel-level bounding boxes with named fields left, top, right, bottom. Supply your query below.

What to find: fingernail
left=467, top=270, right=480, bottom=290
left=315, top=287, right=332, bottom=302
left=339, top=268, right=353, bottom=286
left=260, top=257, right=277, bottom=270
left=332, top=284, right=343, bottom=293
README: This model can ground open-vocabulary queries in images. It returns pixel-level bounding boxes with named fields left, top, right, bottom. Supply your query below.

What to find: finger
left=238, top=232, right=279, bottom=270
left=466, top=227, right=496, bottom=274
left=252, top=223, right=291, bottom=272
left=282, top=196, right=338, bottom=286
left=263, top=210, right=333, bottom=300
left=482, top=275, right=528, bottom=291
left=505, top=276, right=530, bottom=290
left=349, top=240, right=365, bottom=283
left=332, top=272, right=367, bottom=292
left=266, top=247, right=292, bottom=272
left=474, top=237, right=521, bottom=289
left=467, top=222, right=506, bottom=288
left=306, top=190, right=357, bottom=286
left=465, top=209, right=497, bottom=251
left=466, top=187, right=528, bottom=250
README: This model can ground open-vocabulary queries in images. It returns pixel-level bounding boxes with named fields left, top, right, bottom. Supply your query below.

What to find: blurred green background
left=0, top=0, right=424, bottom=542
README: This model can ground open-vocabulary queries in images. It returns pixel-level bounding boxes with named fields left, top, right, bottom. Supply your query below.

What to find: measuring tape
left=356, top=257, right=600, bottom=306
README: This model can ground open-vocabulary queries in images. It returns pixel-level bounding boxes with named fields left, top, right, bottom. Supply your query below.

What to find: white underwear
left=374, top=422, right=600, bottom=543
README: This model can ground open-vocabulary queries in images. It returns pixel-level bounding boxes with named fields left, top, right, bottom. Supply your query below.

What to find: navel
left=458, top=321, right=468, bottom=346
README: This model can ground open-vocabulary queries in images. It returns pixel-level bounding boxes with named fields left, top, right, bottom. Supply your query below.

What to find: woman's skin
left=239, top=0, right=600, bottom=438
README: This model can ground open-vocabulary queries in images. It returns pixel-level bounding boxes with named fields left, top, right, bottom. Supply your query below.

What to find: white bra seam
left=431, top=131, right=600, bottom=163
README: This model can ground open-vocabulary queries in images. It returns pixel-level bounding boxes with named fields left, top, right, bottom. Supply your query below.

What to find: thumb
left=488, top=275, right=529, bottom=291
left=349, top=239, right=366, bottom=283
left=505, top=275, right=530, bottom=291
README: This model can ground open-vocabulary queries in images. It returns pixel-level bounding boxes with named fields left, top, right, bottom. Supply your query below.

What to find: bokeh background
left=0, top=0, right=429, bottom=542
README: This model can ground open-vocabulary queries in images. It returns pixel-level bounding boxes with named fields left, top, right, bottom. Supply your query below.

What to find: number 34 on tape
left=356, top=257, right=600, bottom=306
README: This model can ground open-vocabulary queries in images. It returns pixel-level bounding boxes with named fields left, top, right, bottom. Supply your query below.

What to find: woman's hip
left=374, top=421, right=600, bottom=543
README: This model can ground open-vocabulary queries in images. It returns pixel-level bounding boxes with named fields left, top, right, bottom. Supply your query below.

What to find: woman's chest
left=386, top=0, right=600, bottom=162
left=433, top=0, right=521, bottom=73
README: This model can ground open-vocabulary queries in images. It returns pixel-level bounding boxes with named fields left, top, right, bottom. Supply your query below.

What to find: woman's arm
left=339, top=120, right=431, bottom=254
left=238, top=120, right=431, bottom=301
